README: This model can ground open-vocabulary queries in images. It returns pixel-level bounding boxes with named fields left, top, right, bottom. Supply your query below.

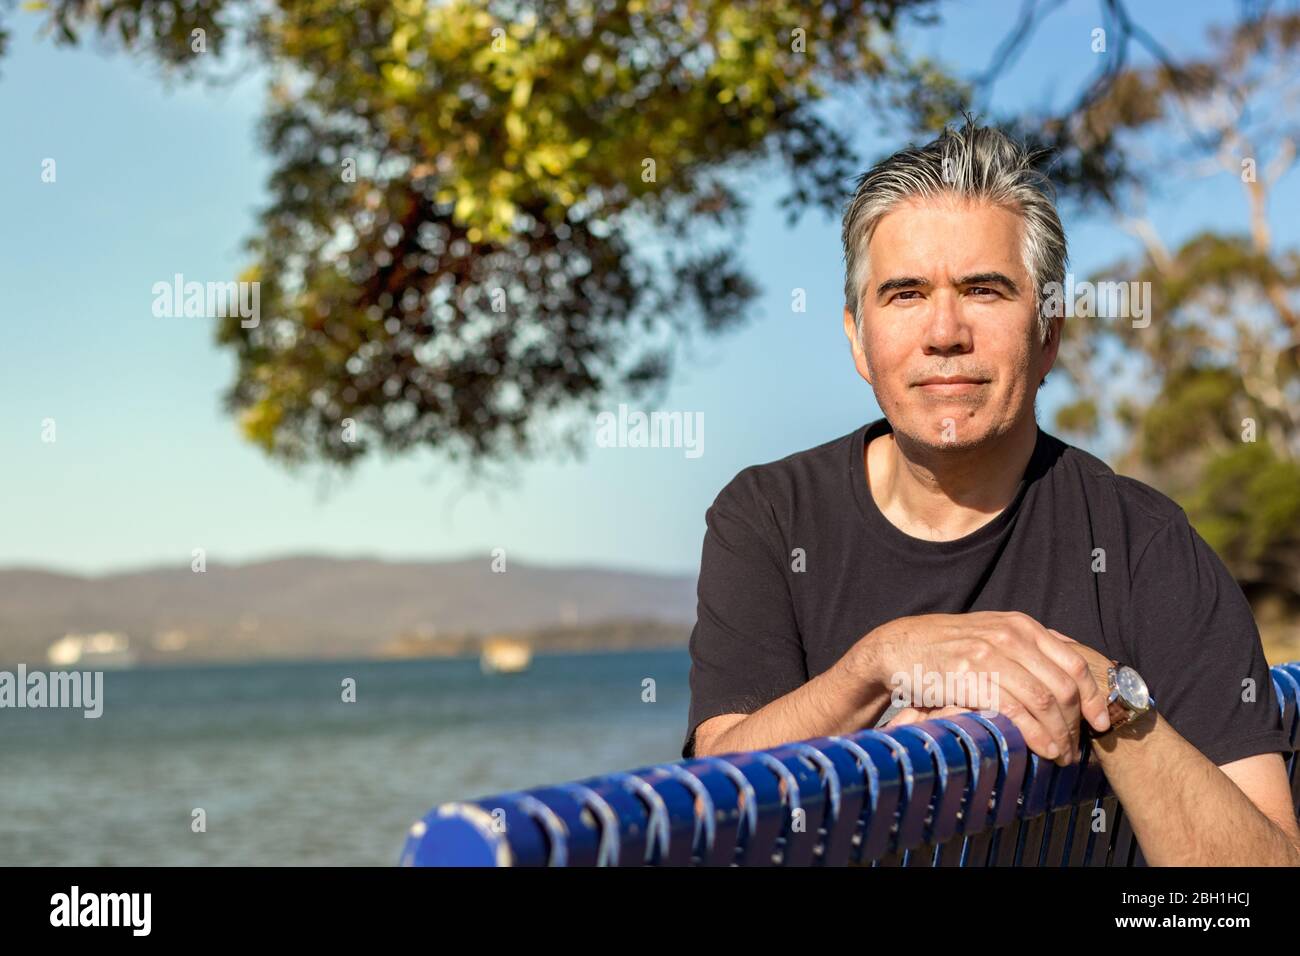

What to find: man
left=682, top=119, right=1300, bottom=865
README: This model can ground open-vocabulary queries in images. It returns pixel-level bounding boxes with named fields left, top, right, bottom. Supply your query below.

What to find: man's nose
left=922, top=291, right=972, bottom=354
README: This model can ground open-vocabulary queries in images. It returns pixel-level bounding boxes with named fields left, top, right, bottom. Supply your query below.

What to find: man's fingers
left=897, top=612, right=1098, bottom=765
left=979, top=654, right=1077, bottom=766
left=1044, top=627, right=1112, bottom=733
left=981, top=622, right=1083, bottom=763
left=1030, top=630, right=1108, bottom=738
left=995, top=615, right=1101, bottom=759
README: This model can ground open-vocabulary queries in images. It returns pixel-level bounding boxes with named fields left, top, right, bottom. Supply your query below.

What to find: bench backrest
left=399, top=661, right=1300, bottom=866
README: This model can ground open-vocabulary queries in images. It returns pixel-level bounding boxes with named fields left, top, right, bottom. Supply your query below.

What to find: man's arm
left=1052, top=629, right=1300, bottom=865
left=1076, top=508, right=1300, bottom=864
left=701, top=628, right=1300, bottom=865
left=692, top=651, right=892, bottom=757
left=1221, top=753, right=1300, bottom=849
left=1091, top=711, right=1300, bottom=865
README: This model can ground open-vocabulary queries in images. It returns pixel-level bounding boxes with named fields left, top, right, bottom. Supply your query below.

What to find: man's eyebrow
left=874, top=272, right=1021, bottom=299
left=875, top=276, right=930, bottom=297
left=956, top=272, right=1020, bottom=294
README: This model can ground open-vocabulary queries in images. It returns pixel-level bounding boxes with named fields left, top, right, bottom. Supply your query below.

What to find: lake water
left=0, top=650, right=693, bottom=865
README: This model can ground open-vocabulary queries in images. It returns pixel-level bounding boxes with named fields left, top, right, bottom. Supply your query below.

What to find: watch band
left=1105, top=694, right=1136, bottom=732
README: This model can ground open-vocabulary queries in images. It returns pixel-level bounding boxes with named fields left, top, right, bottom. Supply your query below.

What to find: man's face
left=842, top=196, right=1060, bottom=451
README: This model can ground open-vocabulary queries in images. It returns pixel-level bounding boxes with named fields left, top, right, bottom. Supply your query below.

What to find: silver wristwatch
left=1101, top=660, right=1155, bottom=734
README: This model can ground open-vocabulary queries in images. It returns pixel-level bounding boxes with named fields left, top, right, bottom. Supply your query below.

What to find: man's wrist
left=1091, top=706, right=1159, bottom=755
left=836, top=631, right=893, bottom=717
left=841, top=629, right=884, bottom=685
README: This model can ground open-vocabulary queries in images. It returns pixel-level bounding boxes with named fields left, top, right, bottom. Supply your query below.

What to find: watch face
left=1116, top=666, right=1149, bottom=708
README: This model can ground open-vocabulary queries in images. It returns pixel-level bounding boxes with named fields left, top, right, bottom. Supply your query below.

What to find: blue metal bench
left=399, top=661, right=1300, bottom=866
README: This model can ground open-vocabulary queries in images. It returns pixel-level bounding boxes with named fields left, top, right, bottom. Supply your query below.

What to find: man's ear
left=843, top=305, right=873, bottom=385
left=1040, top=314, right=1064, bottom=378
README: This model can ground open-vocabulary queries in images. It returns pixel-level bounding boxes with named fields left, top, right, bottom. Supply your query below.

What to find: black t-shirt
left=682, top=416, right=1291, bottom=765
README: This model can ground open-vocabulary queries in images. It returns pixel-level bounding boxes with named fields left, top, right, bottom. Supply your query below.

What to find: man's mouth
left=913, top=375, right=989, bottom=393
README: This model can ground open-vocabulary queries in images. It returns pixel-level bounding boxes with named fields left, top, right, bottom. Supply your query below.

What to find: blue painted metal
left=858, top=727, right=933, bottom=864
left=932, top=714, right=1000, bottom=866
left=623, top=766, right=695, bottom=865
left=399, top=661, right=1300, bottom=866
left=710, top=751, right=785, bottom=865
left=673, top=759, right=745, bottom=866
left=796, top=739, right=869, bottom=865
left=761, top=745, right=829, bottom=866
left=829, top=733, right=902, bottom=863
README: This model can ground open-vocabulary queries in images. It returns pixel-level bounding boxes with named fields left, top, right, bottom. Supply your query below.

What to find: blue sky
left=2, top=1, right=1291, bottom=576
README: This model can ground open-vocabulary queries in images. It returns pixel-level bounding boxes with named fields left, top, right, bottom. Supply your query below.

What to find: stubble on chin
left=884, top=392, right=992, bottom=451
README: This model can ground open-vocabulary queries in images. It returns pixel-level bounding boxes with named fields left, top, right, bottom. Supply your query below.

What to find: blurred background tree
left=1042, top=11, right=1300, bottom=632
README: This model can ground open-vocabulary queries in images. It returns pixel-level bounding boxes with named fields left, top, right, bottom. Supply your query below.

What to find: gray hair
left=841, top=119, right=1067, bottom=347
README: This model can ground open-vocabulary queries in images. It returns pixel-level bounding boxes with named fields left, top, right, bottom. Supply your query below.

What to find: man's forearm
left=1093, top=712, right=1300, bottom=865
left=704, top=643, right=891, bottom=755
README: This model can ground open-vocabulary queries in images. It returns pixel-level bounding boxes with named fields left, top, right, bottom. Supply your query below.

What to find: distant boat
left=47, top=631, right=138, bottom=669
left=480, top=637, right=532, bottom=674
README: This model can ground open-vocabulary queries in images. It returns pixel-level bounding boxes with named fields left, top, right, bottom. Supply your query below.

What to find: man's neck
left=865, top=416, right=1039, bottom=542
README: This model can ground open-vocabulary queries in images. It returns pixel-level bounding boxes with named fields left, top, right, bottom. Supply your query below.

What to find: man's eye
left=969, top=286, right=998, bottom=297
left=893, top=290, right=921, bottom=301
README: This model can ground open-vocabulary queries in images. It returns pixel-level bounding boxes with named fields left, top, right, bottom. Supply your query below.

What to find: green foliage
left=1157, top=233, right=1289, bottom=314
left=37, top=0, right=230, bottom=65
left=1137, top=366, right=1242, bottom=467
left=1053, top=398, right=1098, bottom=435
left=1184, top=441, right=1300, bottom=568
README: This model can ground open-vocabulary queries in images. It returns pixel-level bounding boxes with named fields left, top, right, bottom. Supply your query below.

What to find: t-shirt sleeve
left=681, top=470, right=807, bottom=759
left=1128, top=511, right=1291, bottom=767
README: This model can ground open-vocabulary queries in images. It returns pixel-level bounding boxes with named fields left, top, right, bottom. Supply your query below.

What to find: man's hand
left=849, top=611, right=1112, bottom=767
left=1045, top=627, right=1112, bottom=700
left=883, top=627, right=1111, bottom=753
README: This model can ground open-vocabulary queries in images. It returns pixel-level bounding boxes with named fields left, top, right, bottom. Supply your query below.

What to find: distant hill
left=0, top=556, right=698, bottom=666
